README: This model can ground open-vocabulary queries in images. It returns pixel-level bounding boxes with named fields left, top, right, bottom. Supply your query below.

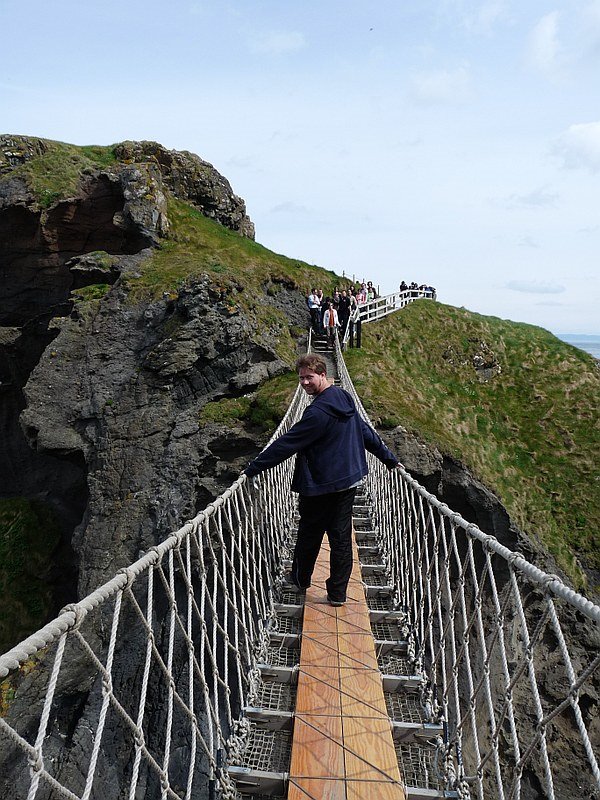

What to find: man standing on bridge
left=244, top=353, right=401, bottom=606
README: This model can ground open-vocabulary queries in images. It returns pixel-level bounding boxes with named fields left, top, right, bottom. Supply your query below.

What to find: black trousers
left=291, top=488, right=357, bottom=602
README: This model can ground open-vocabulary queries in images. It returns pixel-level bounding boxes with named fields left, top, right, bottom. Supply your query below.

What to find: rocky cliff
left=0, top=136, right=307, bottom=640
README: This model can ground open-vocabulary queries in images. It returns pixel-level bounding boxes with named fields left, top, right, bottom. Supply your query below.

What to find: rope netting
left=0, top=335, right=598, bottom=800
left=0, top=387, right=307, bottom=800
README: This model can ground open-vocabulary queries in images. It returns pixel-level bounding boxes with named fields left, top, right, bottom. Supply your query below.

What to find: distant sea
left=557, top=334, right=600, bottom=360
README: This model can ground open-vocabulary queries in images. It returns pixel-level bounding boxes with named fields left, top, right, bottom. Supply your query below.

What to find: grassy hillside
left=124, top=198, right=341, bottom=365
left=345, top=301, right=600, bottom=590
left=0, top=138, right=117, bottom=207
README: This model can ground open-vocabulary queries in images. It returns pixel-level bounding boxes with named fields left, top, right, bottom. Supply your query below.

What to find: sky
left=2, top=0, right=599, bottom=334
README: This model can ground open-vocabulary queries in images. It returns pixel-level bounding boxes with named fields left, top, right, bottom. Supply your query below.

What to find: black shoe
left=327, top=595, right=345, bottom=607
left=284, top=572, right=310, bottom=591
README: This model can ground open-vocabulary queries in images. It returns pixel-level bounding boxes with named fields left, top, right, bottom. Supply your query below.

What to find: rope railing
left=0, top=386, right=307, bottom=800
left=1, top=332, right=598, bottom=800
left=335, top=334, right=600, bottom=800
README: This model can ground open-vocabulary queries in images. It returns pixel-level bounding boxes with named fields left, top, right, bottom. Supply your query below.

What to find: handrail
left=341, top=287, right=435, bottom=347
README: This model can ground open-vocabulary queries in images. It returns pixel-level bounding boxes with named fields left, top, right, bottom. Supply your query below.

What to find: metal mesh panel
left=385, top=691, right=425, bottom=724
left=241, top=724, right=292, bottom=772
left=238, top=795, right=286, bottom=800
left=238, top=794, right=286, bottom=800
left=396, top=742, right=445, bottom=791
left=378, top=652, right=414, bottom=675
left=367, top=595, right=396, bottom=611
left=359, top=552, right=386, bottom=566
left=363, top=573, right=391, bottom=587
left=272, top=616, right=302, bottom=636
left=266, top=644, right=300, bottom=668
left=372, top=621, right=404, bottom=641
left=355, top=534, right=378, bottom=547
left=277, top=589, right=305, bottom=606
left=253, top=681, right=297, bottom=713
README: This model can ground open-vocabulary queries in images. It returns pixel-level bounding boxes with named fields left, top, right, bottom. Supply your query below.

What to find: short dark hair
left=296, top=353, right=327, bottom=375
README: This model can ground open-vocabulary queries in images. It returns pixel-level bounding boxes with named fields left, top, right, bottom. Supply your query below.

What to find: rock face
left=114, top=141, right=255, bottom=239
left=0, top=136, right=302, bottom=799
left=0, top=136, right=277, bottom=611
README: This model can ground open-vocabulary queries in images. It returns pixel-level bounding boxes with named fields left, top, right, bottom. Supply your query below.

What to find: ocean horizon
left=557, top=334, right=600, bottom=360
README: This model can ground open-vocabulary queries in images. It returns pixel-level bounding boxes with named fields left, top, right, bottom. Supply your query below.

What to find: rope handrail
left=334, top=332, right=600, bottom=799
left=0, top=329, right=597, bottom=800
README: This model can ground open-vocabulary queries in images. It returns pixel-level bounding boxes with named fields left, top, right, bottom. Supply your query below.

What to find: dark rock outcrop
left=0, top=137, right=293, bottom=800
left=114, top=141, right=255, bottom=239
left=0, top=136, right=264, bottom=615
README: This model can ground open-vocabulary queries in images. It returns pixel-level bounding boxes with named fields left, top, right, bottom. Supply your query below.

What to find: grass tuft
left=199, top=372, right=298, bottom=431
left=5, top=139, right=118, bottom=207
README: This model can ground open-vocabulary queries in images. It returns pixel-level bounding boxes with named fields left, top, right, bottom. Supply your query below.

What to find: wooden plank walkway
left=288, top=535, right=406, bottom=800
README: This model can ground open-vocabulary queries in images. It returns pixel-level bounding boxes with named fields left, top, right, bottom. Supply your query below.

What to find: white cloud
left=578, top=224, right=600, bottom=234
left=553, top=121, right=600, bottom=173
left=409, top=65, right=472, bottom=105
left=498, top=187, right=559, bottom=210
left=462, top=1, right=509, bottom=35
left=439, top=0, right=510, bottom=35
left=583, top=0, right=600, bottom=32
left=506, top=280, right=565, bottom=294
left=528, top=11, right=561, bottom=75
left=517, top=236, right=539, bottom=248
left=249, top=30, right=306, bottom=55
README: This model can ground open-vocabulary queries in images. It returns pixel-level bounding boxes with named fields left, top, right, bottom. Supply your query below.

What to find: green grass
left=345, top=301, right=600, bottom=590
left=72, top=283, right=112, bottom=302
left=124, top=197, right=346, bottom=365
left=125, top=197, right=339, bottom=300
left=3, top=138, right=118, bottom=207
left=199, top=371, right=298, bottom=430
left=0, top=498, right=62, bottom=653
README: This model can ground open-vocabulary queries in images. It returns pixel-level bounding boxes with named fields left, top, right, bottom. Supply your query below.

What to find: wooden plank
left=289, top=714, right=345, bottom=778
left=287, top=525, right=406, bottom=800
left=342, top=716, right=402, bottom=782
left=295, top=666, right=341, bottom=715
left=339, top=667, right=389, bottom=718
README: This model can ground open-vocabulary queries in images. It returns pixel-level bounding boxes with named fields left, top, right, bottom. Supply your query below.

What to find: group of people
left=399, top=280, right=436, bottom=298
left=241, top=279, right=438, bottom=608
left=307, top=281, right=379, bottom=346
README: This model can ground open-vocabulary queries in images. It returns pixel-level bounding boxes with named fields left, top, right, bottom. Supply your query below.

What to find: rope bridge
left=0, top=338, right=598, bottom=800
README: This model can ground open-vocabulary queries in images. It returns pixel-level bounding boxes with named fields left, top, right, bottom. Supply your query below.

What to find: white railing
left=342, top=287, right=435, bottom=347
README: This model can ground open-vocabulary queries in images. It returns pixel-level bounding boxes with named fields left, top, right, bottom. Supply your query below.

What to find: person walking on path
left=307, top=288, right=321, bottom=334
left=323, top=301, right=339, bottom=348
left=338, top=290, right=351, bottom=337
left=244, top=354, right=401, bottom=605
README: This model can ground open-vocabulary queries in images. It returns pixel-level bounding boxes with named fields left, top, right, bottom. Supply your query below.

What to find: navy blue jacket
left=244, top=385, right=398, bottom=496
